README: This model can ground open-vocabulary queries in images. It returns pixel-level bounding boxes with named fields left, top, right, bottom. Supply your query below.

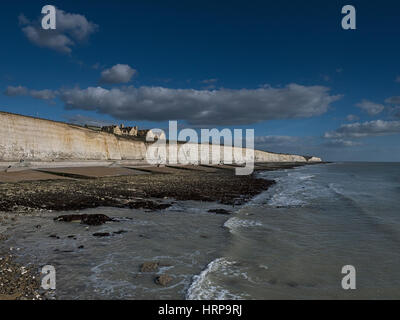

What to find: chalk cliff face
left=0, top=112, right=146, bottom=161
left=0, top=112, right=321, bottom=163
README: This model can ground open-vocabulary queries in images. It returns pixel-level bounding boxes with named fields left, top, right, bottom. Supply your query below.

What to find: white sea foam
left=89, top=255, right=137, bottom=297
left=224, top=217, right=262, bottom=233
left=328, top=183, right=345, bottom=195
left=262, top=170, right=334, bottom=207
left=186, top=257, right=247, bottom=300
left=296, top=174, right=315, bottom=180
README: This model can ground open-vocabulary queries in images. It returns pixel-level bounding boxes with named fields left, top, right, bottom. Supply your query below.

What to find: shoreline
left=0, top=162, right=318, bottom=300
left=0, top=163, right=317, bottom=213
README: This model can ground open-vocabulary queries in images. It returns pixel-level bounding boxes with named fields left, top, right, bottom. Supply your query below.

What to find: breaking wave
left=223, top=217, right=263, bottom=233
left=186, top=257, right=248, bottom=300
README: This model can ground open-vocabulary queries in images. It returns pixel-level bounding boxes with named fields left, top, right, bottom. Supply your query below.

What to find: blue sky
left=1, top=0, right=400, bottom=161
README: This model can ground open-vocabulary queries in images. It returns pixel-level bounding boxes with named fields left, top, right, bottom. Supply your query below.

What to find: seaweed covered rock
left=54, top=214, right=113, bottom=226
left=92, top=232, right=111, bottom=237
left=126, top=200, right=171, bottom=210
left=141, top=262, right=159, bottom=272
left=154, top=274, right=173, bottom=286
left=208, top=208, right=232, bottom=215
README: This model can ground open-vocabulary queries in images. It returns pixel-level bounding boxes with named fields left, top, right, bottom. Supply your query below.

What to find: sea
left=3, top=162, right=400, bottom=299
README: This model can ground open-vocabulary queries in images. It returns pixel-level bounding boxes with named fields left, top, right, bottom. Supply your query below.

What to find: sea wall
left=0, top=112, right=321, bottom=163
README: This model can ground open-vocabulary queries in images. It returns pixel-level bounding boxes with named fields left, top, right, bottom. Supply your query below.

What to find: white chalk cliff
left=0, top=111, right=321, bottom=163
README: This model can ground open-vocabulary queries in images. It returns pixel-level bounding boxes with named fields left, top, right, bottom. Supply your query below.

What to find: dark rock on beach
left=113, top=230, right=127, bottom=235
left=141, top=261, right=159, bottom=272
left=92, top=232, right=111, bottom=237
left=92, top=230, right=128, bottom=237
left=154, top=274, right=173, bottom=286
left=286, top=281, right=299, bottom=288
left=54, top=214, right=113, bottom=226
left=208, top=208, right=232, bottom=215
left=126, top=200, right=171, bottom=211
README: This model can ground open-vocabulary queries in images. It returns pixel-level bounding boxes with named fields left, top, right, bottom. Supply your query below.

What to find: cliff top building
left=101, top=124, right=138, bottom=136
left=99, top=124, right=165, bottom=141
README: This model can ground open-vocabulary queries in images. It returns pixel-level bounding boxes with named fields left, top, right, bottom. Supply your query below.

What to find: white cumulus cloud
left=385, top=96, right=400, bottom=105
left=58, top=83, right=341, bottom=125
left=346, top=114, right=359, bottom=122
left=356, top=99, right=385, bottom=116
left=4, top=86, right=57, bottom=101
left=99, top=64, right=137, bottom=84
left=324, top=120, right=400, bottom=138
left=323, top=139, right=361, bottom=148
left=18, top=9, right=98, bottom=53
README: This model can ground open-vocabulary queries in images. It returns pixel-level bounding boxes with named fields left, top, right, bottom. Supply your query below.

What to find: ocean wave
left=297, top=174, right=315, bottom=180
left=261, top=169, right=339, bottom=207
left=327, top=183, right=363, bottom=207
left=186, top=258, right=247, bottom=300
left=327, top=183, right=345, bottom=195
left=223, top=217, right=262, bottom=233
